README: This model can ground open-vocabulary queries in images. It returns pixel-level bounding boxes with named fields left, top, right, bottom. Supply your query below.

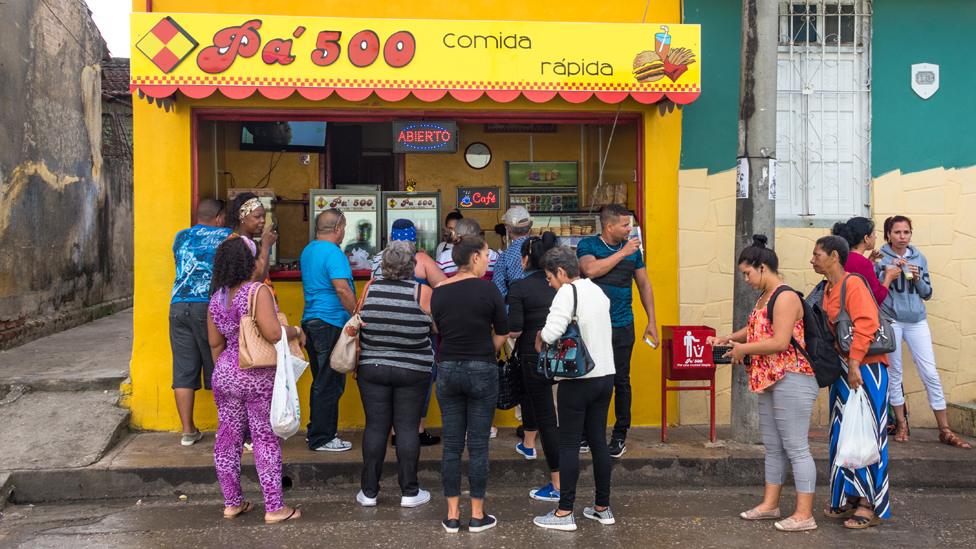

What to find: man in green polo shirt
left=577, top=204, right=659, bottom=458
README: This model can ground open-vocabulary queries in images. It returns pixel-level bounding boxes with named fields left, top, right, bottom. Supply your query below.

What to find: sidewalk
left=8, top=425, right=975, bottom=504
left=0, top=308, right=132, bottom=391
left=0, top=309, right=133, bottom=509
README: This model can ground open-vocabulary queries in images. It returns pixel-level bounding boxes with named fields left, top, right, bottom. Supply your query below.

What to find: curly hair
left=382, top=241, right=417, bottom=280
left=210, top=237, right=256, bottom=295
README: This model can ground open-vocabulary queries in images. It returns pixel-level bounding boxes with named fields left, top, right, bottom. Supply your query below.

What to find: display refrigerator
left=381, top=191, right=441, bottom=256
left=308, top=189, right=381, bottom=271
left=227, top=188, right=277, bottom=264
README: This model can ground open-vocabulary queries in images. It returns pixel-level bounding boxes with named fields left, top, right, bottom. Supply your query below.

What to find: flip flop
left=265, top=506, right=301, bottom=524
left=223, top=501, right=254, bottom=519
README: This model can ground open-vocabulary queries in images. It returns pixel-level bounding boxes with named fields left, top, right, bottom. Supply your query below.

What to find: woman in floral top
left=708, top=235, right=819, bottom=532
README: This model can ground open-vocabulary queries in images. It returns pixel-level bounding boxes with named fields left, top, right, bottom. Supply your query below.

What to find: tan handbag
left=239, top=283, right=302, bottom=369
left=330, top=280, right=373, bottom=374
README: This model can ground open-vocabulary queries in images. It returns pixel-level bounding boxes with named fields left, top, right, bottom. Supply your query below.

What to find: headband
left=391, top=226, right=417, bottom=243
left=238, top=198, right=262, bottom=221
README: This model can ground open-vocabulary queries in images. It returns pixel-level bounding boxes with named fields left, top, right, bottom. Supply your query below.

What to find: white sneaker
left=180, top=431, right=203, bottom=447
left=315, top=437, right=353, bottom=452
left=489, top=426, right=498, bottom=439
left=400, top=489, right=431, bottom=508
left=356, top=490, right=377, bottom=507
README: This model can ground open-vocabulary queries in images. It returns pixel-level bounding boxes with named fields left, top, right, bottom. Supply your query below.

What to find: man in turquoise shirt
left=302, top=209, right=357, bottom=452
left=577, top=204, right=659, bottom=459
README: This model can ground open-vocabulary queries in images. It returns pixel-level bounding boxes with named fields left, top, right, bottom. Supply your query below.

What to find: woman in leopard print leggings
left=207, top=237, right=303, bottom=523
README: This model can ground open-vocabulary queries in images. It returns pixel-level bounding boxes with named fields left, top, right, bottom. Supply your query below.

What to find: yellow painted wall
left=129, top=0, right=682, bottom=431
left=676, top=166, right=976, bottom=427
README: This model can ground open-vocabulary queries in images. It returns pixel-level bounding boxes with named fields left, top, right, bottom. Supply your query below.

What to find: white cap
left=502, top=205, right=532, bottom=228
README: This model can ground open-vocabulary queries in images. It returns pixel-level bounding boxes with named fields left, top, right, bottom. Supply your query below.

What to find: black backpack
left=767, top=284, right=844, bottom=388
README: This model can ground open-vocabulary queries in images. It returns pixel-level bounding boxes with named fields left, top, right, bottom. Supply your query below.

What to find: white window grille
left=776, top=0, right=872, bottom=226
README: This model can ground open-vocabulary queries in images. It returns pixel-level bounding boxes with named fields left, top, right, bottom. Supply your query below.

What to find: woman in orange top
left=708, top=235, right=819, bottom=532
left=811, top=235, right=890, bottom=530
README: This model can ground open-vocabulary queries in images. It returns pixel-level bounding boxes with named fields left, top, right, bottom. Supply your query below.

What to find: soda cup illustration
left=655, top=25, right=672, bottom=59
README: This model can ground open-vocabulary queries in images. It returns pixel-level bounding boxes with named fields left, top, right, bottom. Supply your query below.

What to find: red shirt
left=844, top=251, right=887, bottom=305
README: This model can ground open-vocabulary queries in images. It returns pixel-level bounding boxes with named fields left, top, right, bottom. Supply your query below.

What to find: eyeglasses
left=317, top=210, right=345, bottom=232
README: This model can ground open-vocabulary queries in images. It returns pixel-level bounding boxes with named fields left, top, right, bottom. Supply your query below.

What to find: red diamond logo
left=136, top=17, right=198, bottom=74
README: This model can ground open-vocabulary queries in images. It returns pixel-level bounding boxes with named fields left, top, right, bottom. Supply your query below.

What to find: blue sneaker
left=530, top=482, right=561, bottom=502
left=515, top=442, right=537, bottom=460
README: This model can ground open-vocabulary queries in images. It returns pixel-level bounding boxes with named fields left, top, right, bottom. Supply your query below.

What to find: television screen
left=241, top=121, right=327, bottom=152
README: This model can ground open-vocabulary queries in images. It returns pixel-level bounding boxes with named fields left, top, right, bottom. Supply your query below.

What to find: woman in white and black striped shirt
left=354, top=241, right=435, bottom=509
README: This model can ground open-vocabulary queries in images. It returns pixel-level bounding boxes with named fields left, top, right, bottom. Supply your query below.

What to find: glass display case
left=309, top=190, right=381, bottom=271
left=528, top=212, right=639, bottom=248
left=382, top=191, right=441, bottom=255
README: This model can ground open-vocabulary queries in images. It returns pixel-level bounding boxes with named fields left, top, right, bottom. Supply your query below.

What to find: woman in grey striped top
left=355, top=241, right=435, bottom=509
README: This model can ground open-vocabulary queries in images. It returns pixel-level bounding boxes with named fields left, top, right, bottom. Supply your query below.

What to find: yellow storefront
left=126, top=0, right=700, bottom=431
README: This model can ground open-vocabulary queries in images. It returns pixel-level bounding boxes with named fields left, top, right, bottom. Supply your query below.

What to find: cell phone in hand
left=644, top=337, right=657, bottom=349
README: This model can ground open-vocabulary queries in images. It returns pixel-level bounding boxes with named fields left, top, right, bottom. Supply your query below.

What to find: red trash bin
left=660, top=325, right=717, bottom=443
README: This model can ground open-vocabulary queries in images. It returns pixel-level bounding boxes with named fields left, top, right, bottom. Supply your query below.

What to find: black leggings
left=557, top=375, right=613, bottom=512
left=519, top=352, right=559, bottom=473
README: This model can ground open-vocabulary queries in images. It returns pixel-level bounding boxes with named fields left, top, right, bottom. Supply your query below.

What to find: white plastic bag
left=271, top=327, right=309, bottom=440
left=833, top=387, right=881, bottom=470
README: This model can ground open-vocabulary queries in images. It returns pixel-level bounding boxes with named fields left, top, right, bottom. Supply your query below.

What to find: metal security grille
left=776, top=0, right=872, bottom=225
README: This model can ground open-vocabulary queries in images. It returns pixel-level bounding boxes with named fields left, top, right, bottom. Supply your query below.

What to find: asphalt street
left=1, top=485, right=973, bottom=548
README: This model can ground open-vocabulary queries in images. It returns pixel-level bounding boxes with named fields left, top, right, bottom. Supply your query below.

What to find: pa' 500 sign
left=393, top=121, right=458, bottom=153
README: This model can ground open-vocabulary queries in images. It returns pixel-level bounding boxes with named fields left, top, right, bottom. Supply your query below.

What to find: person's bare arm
left=418, top=252, right=447, bottom=287
left=333, top=278, right=357, bottom=314
left=578, top=238, right=641, bottom=279
left=254, top=286, right=284, bottom=343
left=736, top=292, right=801, bottom=356
left=207, top=310, right=225, bottom=365
left=418, top=284, right=432, bottom=315
left=633, top=267, right=659, bottom=346
left=493, top=333, right=509, bottom=351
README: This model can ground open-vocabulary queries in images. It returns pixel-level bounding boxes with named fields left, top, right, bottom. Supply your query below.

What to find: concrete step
left=948, top=401, right=976, bottom=437
left=0, top=390, right=129, bottom=474
left=0, top=472, right=12, bottom=510
left=0, top=309, right=131, bottom=393
left=8, top=426, right=975, bottom=504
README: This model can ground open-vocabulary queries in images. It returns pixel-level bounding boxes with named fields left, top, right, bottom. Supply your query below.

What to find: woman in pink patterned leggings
left=207, top=237, right=303, bottom=523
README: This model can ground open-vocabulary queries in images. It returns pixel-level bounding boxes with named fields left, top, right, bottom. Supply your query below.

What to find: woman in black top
left=506, top=232, right=560, bottom=501
left=430, top=235, right=509, bottom=534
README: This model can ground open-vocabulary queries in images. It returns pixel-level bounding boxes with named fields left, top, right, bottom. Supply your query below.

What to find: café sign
left=130, top=13, right=701, bottom=105
left=457, top=186, right=500, bottom=210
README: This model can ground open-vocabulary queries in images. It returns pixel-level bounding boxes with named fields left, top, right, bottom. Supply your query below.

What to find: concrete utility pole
left=732, top=0, right=778, bottom=444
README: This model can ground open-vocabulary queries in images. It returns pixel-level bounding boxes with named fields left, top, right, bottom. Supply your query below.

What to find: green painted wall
left=680, top=0, right=741, bottom=173
left=872, top=0, right=976, bottom=177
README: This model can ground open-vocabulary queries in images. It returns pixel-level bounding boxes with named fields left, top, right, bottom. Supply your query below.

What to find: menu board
left=309, top=190, right=380, bottom=271
left=506, top=161, right=579, bottom=192
left=382, top=192, right=440, bottom=255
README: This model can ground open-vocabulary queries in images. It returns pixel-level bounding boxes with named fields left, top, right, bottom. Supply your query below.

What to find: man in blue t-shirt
left=170, top=199, right=230, bottom=447
left=577, top=204, right=659, bottom=458
left=301, top=209, right=357, bottom=452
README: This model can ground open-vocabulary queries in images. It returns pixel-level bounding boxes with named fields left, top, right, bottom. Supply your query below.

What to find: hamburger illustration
left=632, top=51, right=666, bottom=83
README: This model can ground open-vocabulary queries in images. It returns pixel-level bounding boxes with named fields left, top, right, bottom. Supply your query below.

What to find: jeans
left=357, top=363, right=431, bottom=498
left=758, top=373, right=819, bottom=493
left=888, top=320, right=946, bottom=410
left=303, top=319, right=345, bottom=449
left=436, top=360, right=498, bottom=499
left=520, top=351, right=559, bottom=473
left=611, top=324, right=636, bottom=441
left=557, top=375, right=614, bottom=512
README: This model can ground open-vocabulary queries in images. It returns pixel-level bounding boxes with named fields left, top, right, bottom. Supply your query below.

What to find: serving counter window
left=194, top=116, right=640, bottom=279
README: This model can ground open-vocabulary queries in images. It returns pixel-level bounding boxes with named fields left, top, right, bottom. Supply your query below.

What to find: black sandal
left=823, top=500, right=857, bottom=519
left=844, top=513, right=881, bottom=529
